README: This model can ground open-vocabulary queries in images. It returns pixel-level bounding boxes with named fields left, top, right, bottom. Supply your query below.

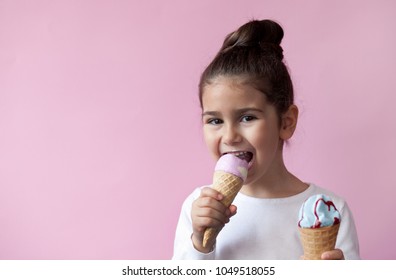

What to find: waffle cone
left=202, top=171, right=243, bottom=248
left=299, top=223, right=340, bottom=260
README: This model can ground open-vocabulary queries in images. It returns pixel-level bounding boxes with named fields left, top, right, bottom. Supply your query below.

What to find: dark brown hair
left=199, top=19, right=294, bottom=121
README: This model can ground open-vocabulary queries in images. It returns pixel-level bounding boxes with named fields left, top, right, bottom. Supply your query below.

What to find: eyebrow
left=202, top=107, right=264, bottom=117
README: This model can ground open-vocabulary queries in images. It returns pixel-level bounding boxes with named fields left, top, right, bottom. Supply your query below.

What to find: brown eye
left=207, top=118, right=223, bottom=125
left=241, top=115, right=256, bottom=122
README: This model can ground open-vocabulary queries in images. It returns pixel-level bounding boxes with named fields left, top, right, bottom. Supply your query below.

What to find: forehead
left=202, top=76, right=268, bottom=109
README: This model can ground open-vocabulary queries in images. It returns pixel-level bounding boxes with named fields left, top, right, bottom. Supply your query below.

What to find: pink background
left=1, top=0, right=395, bottom=259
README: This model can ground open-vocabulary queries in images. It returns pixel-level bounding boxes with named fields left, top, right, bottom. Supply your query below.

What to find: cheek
left=203, top=127, right=217, bottom=150
left=250, top=125, right=280, bottom=152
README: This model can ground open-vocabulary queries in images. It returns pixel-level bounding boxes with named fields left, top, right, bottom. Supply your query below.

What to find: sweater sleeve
left=336, top=201, right=361, bottom=259
left=172, top=188, right=216, bottom=260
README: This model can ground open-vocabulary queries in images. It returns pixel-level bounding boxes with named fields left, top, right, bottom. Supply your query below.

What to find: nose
left=222, top=123, right=242, bottom=146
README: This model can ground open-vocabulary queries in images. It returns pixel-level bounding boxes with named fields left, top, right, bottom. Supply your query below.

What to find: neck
left=241, top=157, right=308, bottom=199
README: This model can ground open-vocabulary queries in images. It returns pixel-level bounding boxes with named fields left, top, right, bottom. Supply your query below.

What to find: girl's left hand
left=321, top=249, right=345, bottom=260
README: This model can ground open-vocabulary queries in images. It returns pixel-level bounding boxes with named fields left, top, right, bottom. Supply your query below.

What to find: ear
left=279, top=105, right=298, bottom=140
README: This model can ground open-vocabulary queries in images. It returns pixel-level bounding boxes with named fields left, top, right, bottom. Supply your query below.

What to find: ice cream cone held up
left=298, top=194, right=341, bottom=260
left=202, top=154, right=249, bottom=248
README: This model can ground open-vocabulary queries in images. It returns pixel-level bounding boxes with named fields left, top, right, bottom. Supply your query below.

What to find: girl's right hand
left=191, top=187, right=237, bottom=253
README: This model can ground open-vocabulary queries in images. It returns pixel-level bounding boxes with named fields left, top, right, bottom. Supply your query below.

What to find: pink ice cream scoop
left=214, top=153, right=249, bottom=181
left=202, top=154, right=249, bottom=248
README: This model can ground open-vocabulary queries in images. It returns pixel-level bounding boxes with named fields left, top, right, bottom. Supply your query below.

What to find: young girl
left=172, top=19, right=360, bottom=260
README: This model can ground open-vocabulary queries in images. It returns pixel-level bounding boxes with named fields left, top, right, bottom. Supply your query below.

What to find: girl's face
left=201, top=76, right=287, bottom=186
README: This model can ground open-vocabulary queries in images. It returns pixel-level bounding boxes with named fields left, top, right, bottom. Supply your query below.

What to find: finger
left=228, top=205, right=237, bottom=217
left=194, top=196, right=228, bottom=214
left=194, top=204, right=228, bottom=224
left=321, top=249, right=344, bottom=260
left=223, top=205, right=238, bottom=226
left=194, top=215, right=227, bottom=230
left=200, top=187, right=224, bottom=201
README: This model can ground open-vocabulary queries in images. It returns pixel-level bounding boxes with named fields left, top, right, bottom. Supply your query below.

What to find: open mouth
left=226, top=151, right=253, bottom=163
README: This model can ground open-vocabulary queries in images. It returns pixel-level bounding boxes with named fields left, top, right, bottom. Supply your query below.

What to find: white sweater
left=172, top=184, right=360, bottom=260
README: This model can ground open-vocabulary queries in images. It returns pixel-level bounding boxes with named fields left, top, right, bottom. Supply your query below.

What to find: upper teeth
left=228, top=151, right=252, bottom=162
left=233, top=151, right=248, bottom=157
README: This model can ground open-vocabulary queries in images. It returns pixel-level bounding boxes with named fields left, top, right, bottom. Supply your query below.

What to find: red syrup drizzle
left=312, top=198, right=340, bottom=228
left=298, top=197, right=340, bottom=228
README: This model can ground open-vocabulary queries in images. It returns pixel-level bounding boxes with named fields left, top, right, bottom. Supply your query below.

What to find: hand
left=191, top=187, right=237, bottom=253
left=321, top=249, right=345, bottom=260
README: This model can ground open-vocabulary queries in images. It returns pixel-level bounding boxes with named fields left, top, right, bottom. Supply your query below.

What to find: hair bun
left=221, top=19, right=284, bottom=60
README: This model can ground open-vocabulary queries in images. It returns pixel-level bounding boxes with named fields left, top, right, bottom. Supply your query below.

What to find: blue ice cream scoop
left=298, top=194, right=341, bottom=228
